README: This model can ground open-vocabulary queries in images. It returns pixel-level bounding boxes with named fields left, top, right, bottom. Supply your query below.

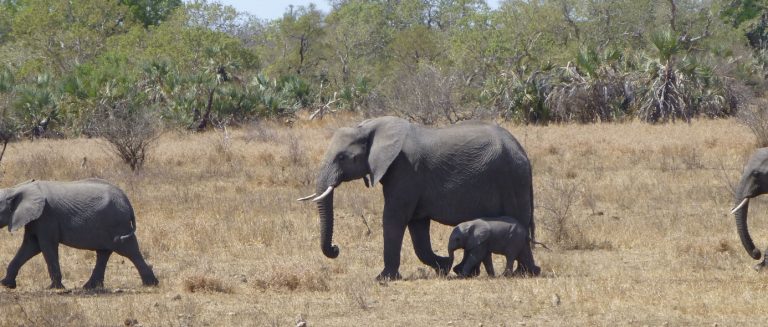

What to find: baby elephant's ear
left=467, top=223, right=490, bottom=248
left=8, top=182, right=45, bottom=232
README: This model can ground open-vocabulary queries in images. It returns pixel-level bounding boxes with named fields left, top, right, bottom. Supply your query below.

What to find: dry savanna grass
left=0, top=116, right=766, bottom=326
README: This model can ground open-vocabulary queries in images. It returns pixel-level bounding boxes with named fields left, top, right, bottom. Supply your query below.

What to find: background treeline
left=1, top=0, right=768, bottom=139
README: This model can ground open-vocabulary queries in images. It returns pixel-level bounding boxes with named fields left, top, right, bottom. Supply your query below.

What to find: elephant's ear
left=466, top=222, right=490, bottom=248
left=361, top=117, right=410, bottom=185
left=7, top=182, right=45, bottom=232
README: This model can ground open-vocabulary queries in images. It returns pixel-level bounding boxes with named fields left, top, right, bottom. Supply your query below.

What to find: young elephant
left=448, top=217, right=540, bottom=277
left=0, top=178, right=158, bottom=289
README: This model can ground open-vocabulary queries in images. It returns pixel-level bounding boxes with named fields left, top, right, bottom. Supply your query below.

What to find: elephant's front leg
left=453, top=254, right=481, bottom=277
left=378, top=210, right=408, bottom=281
left=1, top=232, right=42, bottom=289
left=38, top=238, right=64, bottom=289
left=408, top=219, right=452, bottom=276
left=457, top=247, right=485, bottom=278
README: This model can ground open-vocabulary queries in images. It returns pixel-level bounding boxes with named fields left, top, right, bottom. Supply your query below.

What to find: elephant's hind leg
left=1, top=233, right=42, bottom=289
left=482, top=254, right=495, bottom=277
left=408, top=219, right=452, bottom=275
left=83, top=250, right=112, bottom=289
left=114, top=239, right=158, bottom=286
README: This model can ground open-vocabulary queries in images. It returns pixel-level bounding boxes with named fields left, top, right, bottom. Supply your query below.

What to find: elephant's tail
left=113, top=213, right=137, bottom=243
left=529, top=182, right=536, bottom=246
left=113, top=232, right=134, bottom=243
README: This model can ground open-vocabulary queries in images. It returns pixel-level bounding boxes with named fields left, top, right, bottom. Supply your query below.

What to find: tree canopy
left=0, top=0, right=766, bottom=138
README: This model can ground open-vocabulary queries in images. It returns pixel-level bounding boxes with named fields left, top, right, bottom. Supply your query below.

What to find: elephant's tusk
left=731, top=198, right=750, bottom=215
left=312, top=186, right=334, bottom=202
left=297, top=193, right=317, bottom=201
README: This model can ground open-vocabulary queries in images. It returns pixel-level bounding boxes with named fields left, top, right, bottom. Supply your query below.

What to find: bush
left=546, top=58, right=631, bottom=123
left=252, top=263, right=330, bottom=292
left=480, top=68, right=552, bottom=124
left=183, top=275, right=233, bottom=293
left=738, top=98, right=768, bottom=147
left=384, top=64, right=467, bottom=125
left=89, top=99, right=159, bottom=171
left=0, top=119, right=12, bottom=164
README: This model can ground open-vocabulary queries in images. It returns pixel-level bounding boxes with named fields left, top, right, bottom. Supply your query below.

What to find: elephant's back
left=40, top=180, right=134, bottom=229
left=409, top=124, right=533, bottom=222
left=425, top=122, right=528, bottom=159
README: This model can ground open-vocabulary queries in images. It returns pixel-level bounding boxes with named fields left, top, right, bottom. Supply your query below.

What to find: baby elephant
left=0, top=178, right=158, bottom=289
left=448, top=217, right=540, bottom=277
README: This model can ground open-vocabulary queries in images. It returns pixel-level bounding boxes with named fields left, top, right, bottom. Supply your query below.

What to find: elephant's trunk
left=447, top=229, right=460, bottom=256
left=316, top=163, right=341, bottom=259
left=734, top=198, right=762, bottom=260
left=447, top=240, right=459, bottom=254
left=316, top=190, right=339, bottom=258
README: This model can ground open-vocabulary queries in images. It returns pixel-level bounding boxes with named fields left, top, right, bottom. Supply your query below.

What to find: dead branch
left=309, top=92, right=338, bottom=120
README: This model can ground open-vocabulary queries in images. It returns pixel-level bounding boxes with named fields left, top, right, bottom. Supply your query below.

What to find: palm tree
left=638, top=30, right=687, bottom=123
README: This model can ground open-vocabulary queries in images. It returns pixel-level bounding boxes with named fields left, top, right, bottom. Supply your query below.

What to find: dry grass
left=0, top=115, right=765, bottom=325
left=183, top=275, right=233, bottom=294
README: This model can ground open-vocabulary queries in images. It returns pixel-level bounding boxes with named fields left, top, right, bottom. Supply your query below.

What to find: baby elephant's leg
left=482, top=255, right=495, bottom=277
left=453, top=253, right=481, bottom=277
left=502, top=253, right=518, bottom=277
left=457, top=248, right=485, bottom=277
left=514, top=244, right=540, bottom=276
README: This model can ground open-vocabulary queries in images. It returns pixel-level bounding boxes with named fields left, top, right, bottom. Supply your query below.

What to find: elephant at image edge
left=0, top=178, right=158, bottom=289
left=299, top=116, right=534, bottom=280
left=730, top=148, right=768, bottom=270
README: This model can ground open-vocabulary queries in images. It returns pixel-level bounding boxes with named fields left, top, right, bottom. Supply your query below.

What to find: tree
left=10, top=0, right=135, bottom=77
left=120, top=0, right=182, bottom=27
left=259, top=5, right=326, bottom=78
left=325, top=0, right=391, bottom=85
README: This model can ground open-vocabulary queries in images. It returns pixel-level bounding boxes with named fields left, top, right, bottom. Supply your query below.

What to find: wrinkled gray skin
left=732, top=148, right=768, bottom=271
left=448, top=217, right=540, bottom=277
left=0, top=178, right=158, bottom=289
left=309, top=116, right=534, bottom=280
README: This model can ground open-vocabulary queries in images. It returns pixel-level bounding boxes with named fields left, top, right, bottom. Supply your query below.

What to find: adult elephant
left=298, top=116, right=534, bottom=280
left=731, top=148, right=768, bottom=270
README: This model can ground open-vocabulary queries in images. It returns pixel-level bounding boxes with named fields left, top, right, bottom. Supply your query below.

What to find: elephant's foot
left=0, top=278, right=16, bottom=289
left=82, top=279, right=104, bottom=290
left=510, top=265, right=542, bottom=277
left=454, top=265, right=481, bottom=278
left=754, top=261, right=767, bottom=272
left=375, top=269, right=402, bottom=281
left=141, top=274, right=159, bottom=286
left=452, top=264, right=462, bottom=276
left=47, top=281, right=65, bottom=289
left=454, top=268, right=481, bottom=278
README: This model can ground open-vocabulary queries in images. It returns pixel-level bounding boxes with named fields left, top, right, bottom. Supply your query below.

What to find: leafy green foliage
left=547, top=48, right=631, bottom=123
left=120, top=0, right=182, bottom=27
left=0, top=0, right=763, bottom=134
